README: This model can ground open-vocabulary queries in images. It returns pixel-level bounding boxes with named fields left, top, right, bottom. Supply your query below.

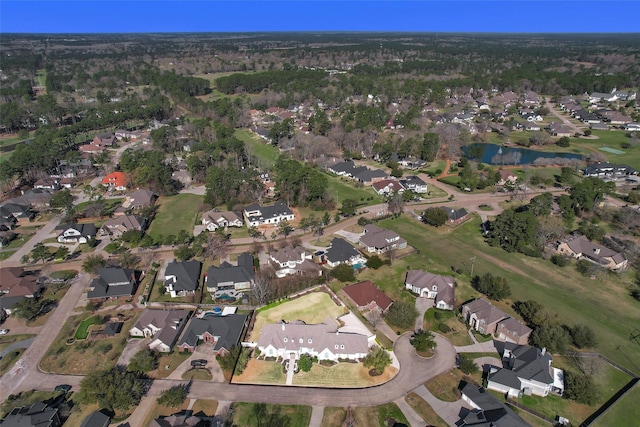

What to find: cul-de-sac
left=0, top=29, right=639, bottom=427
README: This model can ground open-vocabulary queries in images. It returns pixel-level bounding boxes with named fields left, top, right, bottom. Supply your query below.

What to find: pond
left=464, top=143, right=582, bottom=165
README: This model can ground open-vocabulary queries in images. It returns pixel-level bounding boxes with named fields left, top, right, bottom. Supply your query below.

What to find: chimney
left=594, top=248, right=600, bottom=255
left=281, top=320, right=286, bottom=331
left=541, top=347, right=546, bottom=355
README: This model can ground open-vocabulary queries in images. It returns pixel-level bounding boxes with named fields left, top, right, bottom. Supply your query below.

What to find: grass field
left=250, top=292, right=346, bottom=340
left=324, top=172, right=381, bottom=207
left=231, top=402, right=311, bottom=427
left=291, top=361, right=397, bottom=387
left=320, top=404, right=409, bottom=427
left=423, top=308, right=473, bottom=346
left=232, top=358, right=287, bottom=384
left=74, top=316, right=98, bottom=340
left=593, top=385, right=640, bottom=427
left=375, top=214, right=640, bottom=371
left=147, top=193, right=203, bottom=240
left=236, top=129, right=279, bottom=169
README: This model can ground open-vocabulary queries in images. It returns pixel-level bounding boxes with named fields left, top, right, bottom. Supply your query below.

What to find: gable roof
left=178, top=314, right=247, bottom=350
left=101, top=172, right=129, bottom=188
left=441, top=206, right=468, bottom=222
left=325, top=238, right=360, bottom=264
left=206, top=253, right=254, bottom=287
left=405, top=270, right=455, bottom=306
left=102, top=215, right=146, bottom=233
left=244, top=202, right=293, bottom=222
left=55, top=223, right=97, bottom=237
left=165, top=260, right=202, bottom=293
left=459, top=383, right=529, bottom=427
left=354, top=168, right=387, bottom=182
left=80, top=411, right=111, bottom=427
left=360, top=224, right=406, bottom=250
left=372, top=179, right=404, bottom=193
left=506, top=343, right=553, bottom=384
left=202, top=210, right=243, bottom=225
left=0, top=401, right=59, bottom=427
left=463, top=298, right=509, bottom=326
left=125, top=189, right=156, bottom=207
left=560, top=234, right=626, bottom=265
left=342, top=280, right=393, bottom=311
left=269, top=245, right=308, bottom=264
left=87, top=267, right=137, bottom=299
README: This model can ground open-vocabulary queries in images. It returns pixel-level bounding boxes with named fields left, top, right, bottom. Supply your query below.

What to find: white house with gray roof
left=324, top=237, right=366, bottom=268
left=164, top=259, right=202, bottom=298
left=404, top=270, right=455, bottom=310
left=129, top=309, right=191, bottom=353
left=359, top=224, right=407, bottom=254
left=268, top=245, right=322, bottom=278
left=256, top=318, right=372, bottom=362
left=243, top=202, right=294, bottom=227
left=205, top=253, right=254, bottom=296
left=201, top=210, right=244, bottom=231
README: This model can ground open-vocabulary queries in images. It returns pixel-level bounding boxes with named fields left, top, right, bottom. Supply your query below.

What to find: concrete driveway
left=413, top=385, right=472, bottom=426
left=167, top=346, right=225, bottom=382
left=455, top=340, right=498, bottom=354
left=415, top=297, right=434, bottom=331
left=116, top=338, right=149, bottom=367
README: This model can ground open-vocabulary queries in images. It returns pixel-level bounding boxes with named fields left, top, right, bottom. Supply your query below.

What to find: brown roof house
left=129, top=309, right=191, bottom=353
left=342, top=280, right=393, bottom=313
left=359, top=224, right=407, bottom=254
left=122, top=189, right=157, bottom=210
left=556, top=234, right=627, bottom=271
left=461, top=298, right=531, bottom=345
left=0, top=267, right=41, bottom=316
left=256, top=318, right=372, bottom=362
left=201, top=210, right=244, bottom=232
left=100, top=215, right=147, bottom=238
left=268, top=245, right=322, bottom=278
left=404, top=270, right=455, bottom=311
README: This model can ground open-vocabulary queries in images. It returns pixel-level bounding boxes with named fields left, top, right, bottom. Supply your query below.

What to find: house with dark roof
left=150, top=414, right=204, bottom=427
left=205, top=253, right=254, bottom=297
left=354, top=168, right=388, bottom=185
left=243, top=202, right=294, bottom=227
left=487, top=343, right=564, bottom=398
left=55, top=223, right=96, bottom=244
left=556, top=234, right=627, bottom=271
left=461, top=298, right=531, bottom=345
left=583, top=162, right=638, bottom=180
left=33, top=177, right=60, bottom=191
left=0, top=202, right=35, bottom=224
left=201, top=210, right=244, bottom=232
left=122, top=189, right=157, bottom=210
left=459, top=383, right=529, bottom=427
left=268, top=245, right=322, bottom=278
left=15, top=189, right=54, bottom=209
left=0, top=206, right=18, bottom=231
left=177, top=313, right=248, bottom=354
left=79, top=411, right=111, bottom=427
left=100, top=215, right=147, bottom=238
left=129, top=309, right=191, bottom=353
left=372, top=179, right=404, bottom=195
left=399, top=175, right=428, bottom=193
left=328, top=160, right=358, bottom=176
left=324, top=237, right=366, bottom=268
left=0, top=401, right=61, bottom=427
left=87, top=267, right=139, bottom=300
left=164, top=260, right=202, bottom=298
left=404, top=270, right=455, bottom=311
left=256, top=319, right=371, bottom=362
left=93, top=133, right=116, bottom=147
left=342, top=281, right=393, bottom=313
left=359, top=224, right=407, bottom=254
left=441, top=206, right=469, bottom=224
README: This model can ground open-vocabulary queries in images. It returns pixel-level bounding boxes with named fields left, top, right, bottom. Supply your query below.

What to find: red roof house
left=342, top=280, right=393, bottom=313
left=101, top=172, right=129, bottom=191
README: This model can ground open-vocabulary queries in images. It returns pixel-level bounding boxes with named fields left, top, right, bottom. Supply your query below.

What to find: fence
left=505, top=398, right=556, bottom=425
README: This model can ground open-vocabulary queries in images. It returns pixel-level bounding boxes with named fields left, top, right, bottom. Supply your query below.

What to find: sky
left=1, top=1, right=639, bottom=34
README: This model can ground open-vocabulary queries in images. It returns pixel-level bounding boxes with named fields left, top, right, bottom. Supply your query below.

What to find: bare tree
left=251, top=273, right=273, bottom=306
left=204, top=233, right=230, bottom=261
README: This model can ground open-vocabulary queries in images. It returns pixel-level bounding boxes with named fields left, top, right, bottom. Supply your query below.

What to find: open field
left=250, top=291, right=346, bottom=340
left=236, top=128, right=279, bottom=169
left=375, top=214, right=640, bottom=371
left=593, top=385, right=640, bottom=427
left=425, top=367, right=483, bottom=402
left=423, top=308, right=473, bottom=346
left=232, top=358, right=287, bottom=385
left=231, top=402, right=311, bottom=427
left=324, top=172, right=381, bottom=207
left=147, top=193, right=203, bottom=240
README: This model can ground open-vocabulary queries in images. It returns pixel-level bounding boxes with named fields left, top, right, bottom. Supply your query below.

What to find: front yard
left=231, top=402, right=311, bottom=427
left=292, top=361, right=397, bottom=387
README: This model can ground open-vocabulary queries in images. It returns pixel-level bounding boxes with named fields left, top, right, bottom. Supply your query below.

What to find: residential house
left=0, top=202, right=35, bottom=224
left=201, top=210, right=244, bottom=232
left=14, top=189, right=54, bottom=210
left=55, top=223, right=96, bottom=244
left=328, top=160, right=357, bottom=176
left=397, top=157, right=426, bottom=170
left=441, top=206, right=469, bottom=225
left=547, top=122, right=573, bottom=137
left=100, top=215, right=147, bottom=238
left=0, top=231, right=17, bottom=248
left=522, top=121, right=541, bottom=131
left=150, top=414, right=204, bottom=427
left=268, top=245, right=322, bottom=278
left=33, top=177, right=60, bottom=191
left=243, top=202, right=294, bottom=227
left=122, top=189, right=156, bottom=210
left=87, top=267, right=139, bottom=300
left=93, top=133, right=116, bottom=147
left=129, top=309, right=191, bottom=353
left=358, top=224, right=407, bottom=254
left=459, top=383, right=529, bottom=427
left=354, top=168, right=388, bottom=185
left=0, top=206, right=19, bottom=230
left=205, top=253, right=254, bottom=296
left=256, top=319, right=371, bottom=362
left=371, top=179, right=404, bottom=195
left=79, top=411, right=111, bottom=427
left=0, top=401, right=61, bottom=427
left=583, top=162, right=638, bottom=180
left=404, top=270, right=455, bottom=310
left=588, top=92, right=618, bottom=103
left=0, top=267, right=41, bottom=316
left=101, top=172, right=129, bottom=191
left=556, top=234, right=627, bottom=271
left=399, top=175, right=428, bottom=193
left=461, top=298, right=531, bottom=345
left=342, top=280, right=393, bottom=313
left=164, top=259, right=202, bottom=298
left=487, top=343, right=564, bottom=398
left=496, top=170, right=518, bottom=187
left=176, top=313, right=248, bottom=354
left=325, top=238, right=366, bottom=268
left=78, top=142, right=105, bottom=154
left=624, top=122, right=640, bottom=131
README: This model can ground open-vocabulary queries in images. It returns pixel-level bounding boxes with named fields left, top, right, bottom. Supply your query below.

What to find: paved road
left=0, top=338, right=35, bottom=358
left=394, top=396, right=427, bottom=427
left=413, top=385, right=470, bottom=426
left=0, top=272, right=90, bottom=402
left=454, top=340, right=498, bottom=354
left=5, top=214, right=62, bottom=264
left=544, top=96, right=586, bottom=135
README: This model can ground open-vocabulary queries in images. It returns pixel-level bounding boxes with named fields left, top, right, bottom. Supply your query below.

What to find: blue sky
left=1, top=1, right=639, bottom=33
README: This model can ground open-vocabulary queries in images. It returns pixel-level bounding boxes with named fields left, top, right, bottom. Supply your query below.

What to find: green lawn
left=147, top=193, right=203, bottom=240
left=375, top=214, right=640, bottom=371
left=74, top=316, right=98, bottom=340
left=421, top=159, right=447, bottom=176
left=231, top=402, right=311, bottom=427
left=236, top=129, right=280, bottom=169
left=594, top=385, right=640, bottom=427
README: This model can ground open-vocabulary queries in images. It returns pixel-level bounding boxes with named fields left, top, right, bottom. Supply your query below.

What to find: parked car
left=0, top=329, right=9, bottom=335
left=54, top=384, right=71, bottom=393
left=190, top=359, right=208, bottom=367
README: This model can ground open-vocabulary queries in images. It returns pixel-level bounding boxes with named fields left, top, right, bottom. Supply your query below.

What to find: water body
left=464, top=143, right=582, bottom=165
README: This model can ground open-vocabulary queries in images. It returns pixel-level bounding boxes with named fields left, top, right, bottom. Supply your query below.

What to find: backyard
left=147, top=193, right=203, bottom=240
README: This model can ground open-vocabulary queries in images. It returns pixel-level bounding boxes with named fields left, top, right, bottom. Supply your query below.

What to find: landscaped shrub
left=458, top=354, right=479, bottom=375
left=550, top=254, right=570, bottom=267
left=438, top=323, right=451, bottom=333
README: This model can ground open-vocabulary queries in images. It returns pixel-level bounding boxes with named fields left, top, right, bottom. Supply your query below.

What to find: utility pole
left=470, top=256, right=476, bottom=277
